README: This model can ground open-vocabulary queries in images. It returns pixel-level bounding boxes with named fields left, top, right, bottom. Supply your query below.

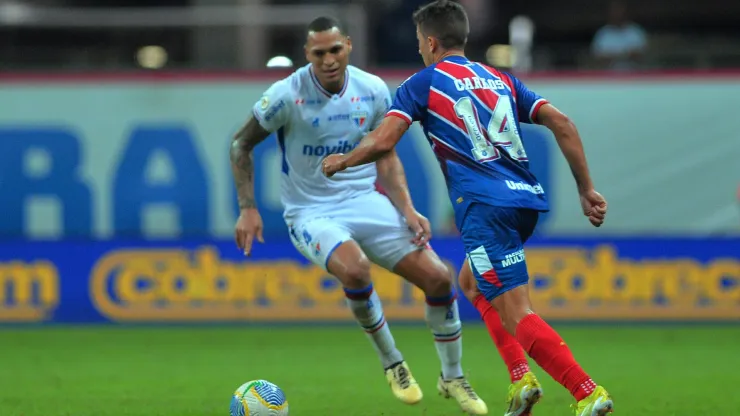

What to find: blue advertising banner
left=2, top=76, right=740, bottom=239
left=1, top=238, right=737, bottom=324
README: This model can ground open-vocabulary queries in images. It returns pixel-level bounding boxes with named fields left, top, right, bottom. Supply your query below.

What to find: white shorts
left=286, top=191, right=422, bottom=272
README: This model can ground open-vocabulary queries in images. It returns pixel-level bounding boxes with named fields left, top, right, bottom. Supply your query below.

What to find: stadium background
left=1, top=1, right=739, bottom=415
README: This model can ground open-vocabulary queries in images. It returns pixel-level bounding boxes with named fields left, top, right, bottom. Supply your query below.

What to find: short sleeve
left=252, top=80, right=292, bottom=133
left=505, top=72, right=549, bottom=124
left=371, top=82, right=393, bottom=130
left=386, top=70, right=431, bottom=125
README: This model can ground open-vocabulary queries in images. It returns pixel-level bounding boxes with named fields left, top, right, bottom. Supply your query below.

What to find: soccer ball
left=230, top=380, right=289, bottom=416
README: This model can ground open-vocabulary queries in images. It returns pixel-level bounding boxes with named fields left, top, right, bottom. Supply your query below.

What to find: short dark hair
left=412, top=0, right=469, bottom=50
left=307, top=16, right=346, bottom=36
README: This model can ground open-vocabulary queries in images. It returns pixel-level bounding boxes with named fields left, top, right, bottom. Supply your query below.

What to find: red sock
left=515, top=313, right=596, bottom=401
left=473, top=295, right=530, bottom=383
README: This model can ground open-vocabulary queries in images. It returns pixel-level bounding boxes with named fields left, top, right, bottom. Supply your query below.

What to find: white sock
left=426, top=293, right=464, bottom=379
left=345, top=284, right=404, bottom=369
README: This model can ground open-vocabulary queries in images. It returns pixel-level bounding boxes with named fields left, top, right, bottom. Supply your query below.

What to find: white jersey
left=253, top=64, right=392, bottom=219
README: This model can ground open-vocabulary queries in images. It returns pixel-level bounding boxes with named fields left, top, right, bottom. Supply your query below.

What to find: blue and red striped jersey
left=387, top=55, right=550, bottom=218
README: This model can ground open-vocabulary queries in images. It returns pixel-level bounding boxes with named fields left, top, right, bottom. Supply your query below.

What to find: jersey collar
left=441, top=55, right=469, bottom=64
left=309, top=66, right=350, bottom=98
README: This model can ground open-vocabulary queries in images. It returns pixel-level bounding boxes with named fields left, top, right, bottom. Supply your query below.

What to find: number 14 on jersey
left=454, top=96, right=528, bottom=163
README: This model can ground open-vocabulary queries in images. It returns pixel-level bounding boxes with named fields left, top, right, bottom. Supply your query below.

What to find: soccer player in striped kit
left=323, top=1, right=614, bottom=415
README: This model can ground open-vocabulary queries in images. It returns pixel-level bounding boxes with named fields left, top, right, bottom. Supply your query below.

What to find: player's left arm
left=507, top=72, right=606, bottom=226
left=509, top=73, right=594, bottom=194
left=507, top=72, right=595, bottom=194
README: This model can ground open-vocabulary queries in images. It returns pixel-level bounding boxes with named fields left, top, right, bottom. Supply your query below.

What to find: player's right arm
left=231, top=119, right=270, bottom=211
left=324, top=71, right=430, bottom=175
left=230, top=81, right=292, bottom=255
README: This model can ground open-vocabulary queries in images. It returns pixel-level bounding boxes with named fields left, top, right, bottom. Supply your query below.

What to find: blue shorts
left=458, top=203, right=539, bottom=301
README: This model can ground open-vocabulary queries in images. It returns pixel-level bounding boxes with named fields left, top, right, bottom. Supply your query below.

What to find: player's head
left=305, top=16, right=352, bottom=88
left=412, top=0, right=469, bottom=67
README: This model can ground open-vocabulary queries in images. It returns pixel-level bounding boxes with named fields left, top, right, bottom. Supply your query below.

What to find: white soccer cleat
left=384, top=361, right=423, bottom=405
left=437, top=375, right=489, bottom=414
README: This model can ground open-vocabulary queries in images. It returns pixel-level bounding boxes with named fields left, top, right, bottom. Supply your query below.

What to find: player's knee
left=338, top=255, right=372, bottom=289
left=423, top=263, right=454, bottom=297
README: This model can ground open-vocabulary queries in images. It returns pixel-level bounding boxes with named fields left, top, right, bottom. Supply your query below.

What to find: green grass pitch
left=1, top=325, right=738, bottom=415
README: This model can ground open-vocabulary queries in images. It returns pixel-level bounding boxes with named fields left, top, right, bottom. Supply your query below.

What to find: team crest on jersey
left=351, top=110, right=368, bottom=127
left=260, top=96, right=270, bottom=110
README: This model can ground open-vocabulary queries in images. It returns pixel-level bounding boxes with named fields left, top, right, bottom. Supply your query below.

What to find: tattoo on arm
left=229, top=117, right=271, bottom=210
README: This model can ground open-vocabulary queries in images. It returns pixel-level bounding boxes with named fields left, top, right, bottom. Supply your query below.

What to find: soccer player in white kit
left=229, top=17, right=488, bottom=415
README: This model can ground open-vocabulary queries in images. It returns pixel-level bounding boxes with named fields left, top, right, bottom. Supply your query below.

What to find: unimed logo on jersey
left=0, top=260, right=59, bottom=322
left=302, top=140, right=358, bottom=157
left=89, top=246, right=427, bottom=322
left=505, top=180, right=545, bottom=195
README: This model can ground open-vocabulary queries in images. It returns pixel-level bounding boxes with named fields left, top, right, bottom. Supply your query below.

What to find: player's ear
left=346, top=36, right=353, bottom=53
left=427, top=36, right=437, bottom=54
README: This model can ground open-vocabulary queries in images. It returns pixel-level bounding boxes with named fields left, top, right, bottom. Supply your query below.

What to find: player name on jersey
left=453, top=77, right=508, bottom=92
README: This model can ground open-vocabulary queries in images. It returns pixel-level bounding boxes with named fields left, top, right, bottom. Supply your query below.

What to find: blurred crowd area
left=1, top=0, right=740, bottom=72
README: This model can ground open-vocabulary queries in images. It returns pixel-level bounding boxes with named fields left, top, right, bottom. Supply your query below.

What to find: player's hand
left=404, top=208, right=432, bottom=246
left=579, top=189, right=607, bottom=227
left=322, top=154, right=347, bottom=177
left=234, top=208, right=264, bottom=256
